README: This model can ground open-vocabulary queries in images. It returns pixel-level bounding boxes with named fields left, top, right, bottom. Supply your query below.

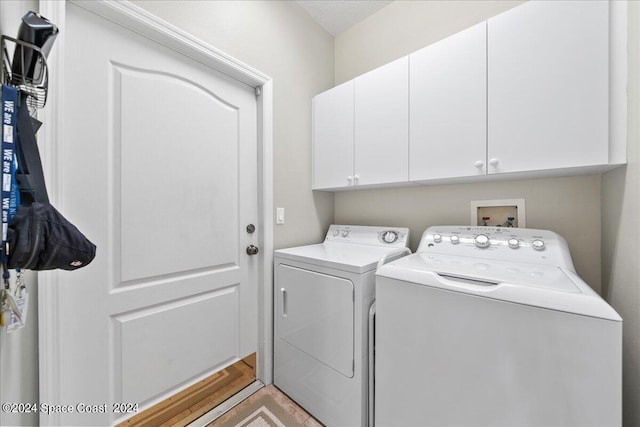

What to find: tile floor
left=209, top=384, right=324, bottom=427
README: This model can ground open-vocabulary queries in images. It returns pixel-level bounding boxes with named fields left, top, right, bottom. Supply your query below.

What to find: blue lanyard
left=1, top=84, right=18, bottom=256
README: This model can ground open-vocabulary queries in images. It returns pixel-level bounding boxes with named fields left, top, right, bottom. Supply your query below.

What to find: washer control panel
left=417, top=226, right=574, bottom=270
left=325, top=225, right=409, bottom=248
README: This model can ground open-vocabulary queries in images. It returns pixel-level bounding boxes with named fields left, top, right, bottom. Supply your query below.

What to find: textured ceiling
left=295, top=0, right=393, bottom=36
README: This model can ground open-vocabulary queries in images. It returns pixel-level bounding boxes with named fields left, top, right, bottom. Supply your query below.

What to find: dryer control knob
left=342, top=230, right=350, bottom=238
left=382, top=231, right=398, bottom=243
left=474, top=234, right=490, bottom=248
left=532, top=239, right=545, bottom=251
left=433, top=234, right=442, bottom=243
left=450, top=235, right=460, bottom=244
left=508, top=238, right=520, bottom=249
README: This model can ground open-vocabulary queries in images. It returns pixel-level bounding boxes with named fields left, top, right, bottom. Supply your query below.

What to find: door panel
left=116, top=288, right=239, bottom=404
left=55, top=3, right=258, bottom=425
left=117, top=65, right=239, bottom=282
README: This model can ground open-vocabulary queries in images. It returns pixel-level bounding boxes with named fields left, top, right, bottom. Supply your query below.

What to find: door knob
left=246, top=245, right=259, bottom=255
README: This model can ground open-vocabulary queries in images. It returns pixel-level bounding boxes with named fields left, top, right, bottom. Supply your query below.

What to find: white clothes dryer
left=375, top=226, right=622, bottom=427
left=274, top=225, right=410, bottom=427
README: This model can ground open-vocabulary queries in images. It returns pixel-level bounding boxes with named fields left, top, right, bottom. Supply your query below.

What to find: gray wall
left=602, top=2, right=640, bottom=426
left=133, top=0, right=336, bottom=250
left=335, top=175, right=602, bottom=290
left=0, top=3, right=39, bottom=427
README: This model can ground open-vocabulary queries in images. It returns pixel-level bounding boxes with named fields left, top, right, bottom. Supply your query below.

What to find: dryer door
left=277, top=264, right=355, bottom=378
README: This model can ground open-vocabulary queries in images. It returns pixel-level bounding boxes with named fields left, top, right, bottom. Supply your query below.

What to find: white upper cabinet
left=487, top=0, right=609, bottom=174
left=311, top=0, right=625, bottom=191
left=355, top=56, right=409, bottom=186
left=410, top=22, right=487, bottom=181
left=312, top=81, right=354, bottom=190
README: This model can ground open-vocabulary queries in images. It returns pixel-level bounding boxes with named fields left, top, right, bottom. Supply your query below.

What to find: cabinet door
left=487, top=0, right=609, bottom=174
left=312, top=81, right=354, bottom=189
left=410, top=22, right=487, bottom=181
left=355, top=57, right=409, bottom=186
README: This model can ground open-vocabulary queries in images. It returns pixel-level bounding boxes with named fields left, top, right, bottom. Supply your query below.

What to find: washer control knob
left=433, top=234, right=442, bottom=243
left=382, top=231, right=398, bottom=244
left=507, top=238, right=520, bottom=249
left=450, top=235, right=460, bottom=244
left=532, top=239, right=545, bottom=251
left=342, top=230, right=350, bottom=238
left=474, top=234, right=490, bottom=248
left=332, top=229, right=340, bottom=237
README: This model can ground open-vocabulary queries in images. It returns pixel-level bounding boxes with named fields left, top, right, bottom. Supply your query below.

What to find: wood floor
left=118, top=354, right=256, bottom=427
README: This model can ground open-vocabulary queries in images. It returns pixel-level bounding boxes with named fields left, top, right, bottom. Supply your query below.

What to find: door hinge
left=255, top=86, right=262, bottom=97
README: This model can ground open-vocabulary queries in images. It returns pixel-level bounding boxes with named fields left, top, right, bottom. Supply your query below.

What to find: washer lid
left=403, top=253, right=580, bottom=293
left=377, top=253, right=621, bottom=321
left=275, top=242, right=408, bottom=274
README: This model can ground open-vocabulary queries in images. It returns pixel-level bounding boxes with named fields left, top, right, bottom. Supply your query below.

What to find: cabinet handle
left=347, top=176, right=353, bottom=184
left=489, top=158, right=500, bottom=166
left=354, top=174, right=360, bottom=184
left=474, top=161, right=484, bottom=168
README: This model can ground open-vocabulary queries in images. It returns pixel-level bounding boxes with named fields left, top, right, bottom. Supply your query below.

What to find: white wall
left=602, top=2, right=640, bottom=426
left=132, top=0, right=336, bottom=250
left=333, top=0, right=602, bottom=292
left=0, top=3, right=39, bottom=426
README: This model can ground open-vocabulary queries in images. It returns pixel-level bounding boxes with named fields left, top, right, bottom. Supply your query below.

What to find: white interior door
left=46, top=2, right=259, bottom=425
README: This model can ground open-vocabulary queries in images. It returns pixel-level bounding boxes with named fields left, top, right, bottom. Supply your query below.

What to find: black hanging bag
left=7, top=93, right=96, bottom=271
left=8, top=202, right=96, bottom=270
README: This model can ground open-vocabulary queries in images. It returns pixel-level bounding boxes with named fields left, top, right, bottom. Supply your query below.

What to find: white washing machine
left=274, top=224, right=410, bottom=427
left=375, top=226, right=622, bottom=427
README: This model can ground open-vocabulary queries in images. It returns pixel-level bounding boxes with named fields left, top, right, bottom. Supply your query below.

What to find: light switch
left=276, top=208, right=285, bottom=225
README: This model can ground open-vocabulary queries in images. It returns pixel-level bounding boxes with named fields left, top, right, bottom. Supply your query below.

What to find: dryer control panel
left=417, top=226, right=575, bottom=271
left=325, top=225, right=409, bottom=248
